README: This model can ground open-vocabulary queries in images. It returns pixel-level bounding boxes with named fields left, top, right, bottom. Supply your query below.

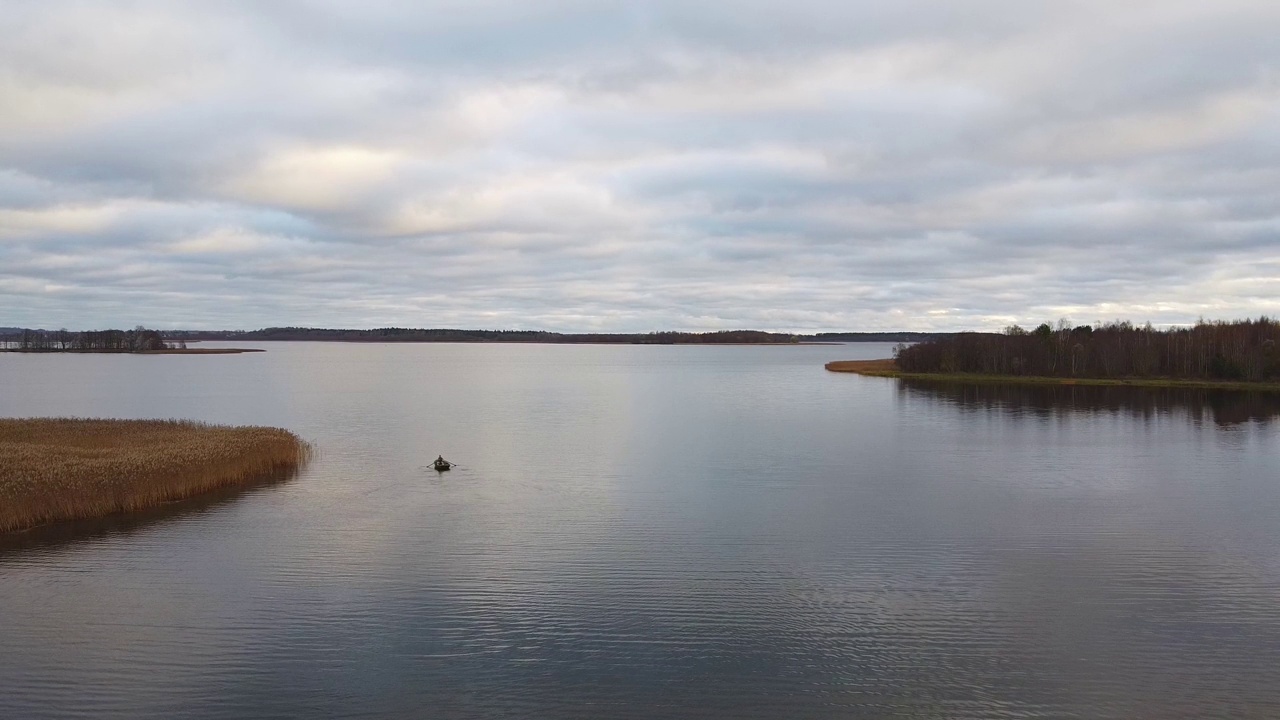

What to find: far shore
left=0, top=418, right=310, bottom=534
left=271, top=338, right=845, bottom=346
left=825, top=358, right=1280, bottom=393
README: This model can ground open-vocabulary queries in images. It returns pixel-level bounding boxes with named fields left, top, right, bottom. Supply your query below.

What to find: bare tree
left=897, top=318, right=1280, bottom=382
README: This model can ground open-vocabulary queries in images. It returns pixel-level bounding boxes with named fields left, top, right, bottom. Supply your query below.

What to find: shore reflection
left=897, top=379, right=1280, bottom=427
left=0, top=466, right=302, bottom=557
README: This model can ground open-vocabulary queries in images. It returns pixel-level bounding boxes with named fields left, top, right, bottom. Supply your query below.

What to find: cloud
left=2, top=0, right=1279, bottom=331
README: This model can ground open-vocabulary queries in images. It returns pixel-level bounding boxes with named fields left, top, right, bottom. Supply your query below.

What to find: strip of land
left=824, top=359, right=899, bottom=375
left=166, top=328, right=954, bottom=344
left=825, top=358, right=1280, bottom=393
left=0, top=419, right=310, bottom=533
left=3, top=348, right=263, bottom=354
left=138, top=348, right=264, bottom=354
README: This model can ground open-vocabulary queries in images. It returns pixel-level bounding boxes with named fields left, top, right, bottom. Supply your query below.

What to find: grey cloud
left=2, top=0, right=1279, bottom=331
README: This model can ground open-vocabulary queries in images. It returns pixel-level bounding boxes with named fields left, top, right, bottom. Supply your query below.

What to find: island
left=0, top=419, right=311, bottom=534
left=827, top=318, right=1280, bottom=392
left=0, top=326, right=261, bottom=354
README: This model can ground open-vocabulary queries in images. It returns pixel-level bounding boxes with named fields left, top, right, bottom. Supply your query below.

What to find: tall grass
left=0, top=418, right=311, bottom=533
left=824, top=359, right=898, bottom=375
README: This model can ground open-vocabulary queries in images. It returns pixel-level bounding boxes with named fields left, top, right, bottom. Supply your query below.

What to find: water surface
left=3, top=343, right=1279, bottom=718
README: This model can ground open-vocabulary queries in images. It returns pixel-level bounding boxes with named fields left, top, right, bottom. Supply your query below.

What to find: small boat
left=433, top=458, right=452, bottom=471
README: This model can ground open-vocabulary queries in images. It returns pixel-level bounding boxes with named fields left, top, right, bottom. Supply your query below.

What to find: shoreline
left=825, top=358, right=1280, bottom=393
left=140, top=348, right=264, bottom=354
left=0, top=419, right=310, bottom=534
left=2, top=348, right=264, bottom=355
left=315, top=339, right=845, bottom=346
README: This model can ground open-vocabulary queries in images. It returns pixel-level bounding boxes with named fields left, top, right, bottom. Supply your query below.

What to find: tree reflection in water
left=897, top=379, right=1280, bottom=428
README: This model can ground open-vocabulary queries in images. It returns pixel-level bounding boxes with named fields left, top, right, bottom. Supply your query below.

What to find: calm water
left=3, top=343, right=1280, bottom=719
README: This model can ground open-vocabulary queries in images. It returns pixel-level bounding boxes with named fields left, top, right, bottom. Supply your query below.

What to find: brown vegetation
left=0, top=419, right=310, bottom=533
left=824, top=358, right=899, bottom=375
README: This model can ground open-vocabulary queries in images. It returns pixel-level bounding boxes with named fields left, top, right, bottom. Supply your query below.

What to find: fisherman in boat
left=435, top=455, right=451, bottom=470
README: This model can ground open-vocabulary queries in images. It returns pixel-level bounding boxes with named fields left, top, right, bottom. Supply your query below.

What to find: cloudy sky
left=2, top=1, right=1278, bottom=332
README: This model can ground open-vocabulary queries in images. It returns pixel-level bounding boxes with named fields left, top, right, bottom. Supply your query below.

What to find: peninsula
left=827, top=318, right=1280, bottom=392
left=0, top=419, right=310, bottom=533
left=0, top=326, right=261, bottom=354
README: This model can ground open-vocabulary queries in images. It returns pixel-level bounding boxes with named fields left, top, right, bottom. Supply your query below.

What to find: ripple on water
left=4, top=344, right=1280, bottom=719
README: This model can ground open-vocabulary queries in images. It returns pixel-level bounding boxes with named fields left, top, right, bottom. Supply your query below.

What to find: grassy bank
left=824, top=359, right=899, bottom=375
left=0, top=419, right=310, bottom=533
left=825, top=359, right=1280, bottom=393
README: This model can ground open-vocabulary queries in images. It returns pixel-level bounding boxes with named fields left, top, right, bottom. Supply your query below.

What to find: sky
left=2, top=1, right=1278, bottom=332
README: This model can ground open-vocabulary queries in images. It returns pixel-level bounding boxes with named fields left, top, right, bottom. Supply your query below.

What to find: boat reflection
left=897, top=379, right=1280, bottom=427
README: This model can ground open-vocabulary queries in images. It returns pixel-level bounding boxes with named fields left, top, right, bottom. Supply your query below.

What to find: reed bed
left=0, top=418, right=311, bottom=533
left=825, top=358, right=899, bottom=375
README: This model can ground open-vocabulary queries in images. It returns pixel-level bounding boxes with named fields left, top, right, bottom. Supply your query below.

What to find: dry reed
left=0, top=418, right=311, bottom=533
left=825, top=358, right=899, bottom=375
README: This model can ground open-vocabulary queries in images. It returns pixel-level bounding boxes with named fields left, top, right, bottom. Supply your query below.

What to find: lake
left=3, top=342, right=1280, bottom=719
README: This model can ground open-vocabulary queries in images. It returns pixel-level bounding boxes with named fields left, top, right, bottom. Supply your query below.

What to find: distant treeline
left=175, top=327, right=808, bottom=344
left=898, top=378, right=1280, bottom=427
left=2, top=325, right=955, bottom=349
left=1, top=326, right=174, bottom=352
left=172, top=327, right=954, bottom=344
left=896, top=319, right=1280, bottom=382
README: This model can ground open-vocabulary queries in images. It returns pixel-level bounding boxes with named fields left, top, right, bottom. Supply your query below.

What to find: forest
left=895, top=318, right=1280, bottom=382
left=1, top=326, right=172, bottom=352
